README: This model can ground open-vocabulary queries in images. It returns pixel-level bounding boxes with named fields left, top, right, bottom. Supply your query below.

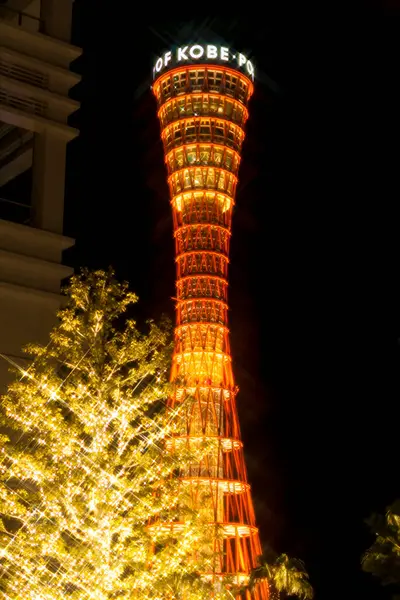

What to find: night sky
left=64, top=6, right=399, bottom=599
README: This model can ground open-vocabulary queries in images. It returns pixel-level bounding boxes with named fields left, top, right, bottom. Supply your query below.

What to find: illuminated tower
left=152, top=44, right=268, bottom=599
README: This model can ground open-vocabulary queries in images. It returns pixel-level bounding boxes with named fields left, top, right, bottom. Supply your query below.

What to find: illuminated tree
left=249, top=548, right=313, bottom=600
left=362, top=499, right=400, bottom=599
left=0, top=269, right=230, bottom=599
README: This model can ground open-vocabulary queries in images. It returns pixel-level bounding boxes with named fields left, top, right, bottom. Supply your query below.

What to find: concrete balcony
left=0, top=217, right=74, bottom=388
left=0, top=2, right=81, bottom=186
left=0, top=3, right=80, bottom=65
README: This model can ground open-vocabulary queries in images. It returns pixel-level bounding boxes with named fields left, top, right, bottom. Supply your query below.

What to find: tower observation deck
left=152, top=43, right=268, bottom=599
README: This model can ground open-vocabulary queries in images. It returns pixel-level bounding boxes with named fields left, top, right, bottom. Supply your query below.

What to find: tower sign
left=152, top=44, right=255, bottom=80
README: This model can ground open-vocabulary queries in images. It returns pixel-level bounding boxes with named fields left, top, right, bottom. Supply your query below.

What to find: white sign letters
left=152, top=44, right=255, bottom=80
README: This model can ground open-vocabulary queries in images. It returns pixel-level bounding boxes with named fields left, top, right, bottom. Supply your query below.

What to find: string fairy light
left=0, top=270, right=237, bottom=600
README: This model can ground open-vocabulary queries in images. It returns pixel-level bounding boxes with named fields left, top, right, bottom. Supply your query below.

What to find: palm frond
left=249, top=551, right=313, bottom=599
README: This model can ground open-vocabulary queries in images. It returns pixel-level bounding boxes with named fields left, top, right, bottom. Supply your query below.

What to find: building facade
left=0, top=0, right=80, bottom=390
left=152, top=44, right=268, bottom=598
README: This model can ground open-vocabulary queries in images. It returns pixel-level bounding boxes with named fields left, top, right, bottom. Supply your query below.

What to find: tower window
left=189, top=70, right=205, bottom=90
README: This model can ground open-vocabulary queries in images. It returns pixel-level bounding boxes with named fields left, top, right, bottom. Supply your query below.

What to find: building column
left=31, top=132, right=67, bottom=235
left=40, top=0, right=73, bottom=43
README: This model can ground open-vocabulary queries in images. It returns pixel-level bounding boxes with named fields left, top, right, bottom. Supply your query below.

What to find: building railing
left=0, top=87, right=47, bottom=117
left=0, top=57, right=49, bottom=89
left=0, top=5, right=43, bottom=33
left=0, top=197, right=32, bottom=225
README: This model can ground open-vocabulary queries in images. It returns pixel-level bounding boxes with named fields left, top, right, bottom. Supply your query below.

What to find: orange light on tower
left=152, top=43, right=268, bottom=599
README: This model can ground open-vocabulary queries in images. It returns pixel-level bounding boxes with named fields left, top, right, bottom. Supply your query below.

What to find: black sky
left=64, top=6, right=399, bottom=599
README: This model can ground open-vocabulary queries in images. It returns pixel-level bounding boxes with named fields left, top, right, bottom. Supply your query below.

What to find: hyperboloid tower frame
left=152, top=44, right=268, bottom=599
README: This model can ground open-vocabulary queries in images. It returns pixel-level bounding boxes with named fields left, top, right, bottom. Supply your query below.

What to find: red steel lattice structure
left=153, top=57, right=268, bottom=599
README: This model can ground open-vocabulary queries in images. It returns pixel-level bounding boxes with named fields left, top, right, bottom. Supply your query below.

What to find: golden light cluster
left=0, top=271, right=237, bottom=599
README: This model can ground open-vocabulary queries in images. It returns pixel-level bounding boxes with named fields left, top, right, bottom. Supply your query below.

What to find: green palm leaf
left=249, top=550, right=313, bottom=599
